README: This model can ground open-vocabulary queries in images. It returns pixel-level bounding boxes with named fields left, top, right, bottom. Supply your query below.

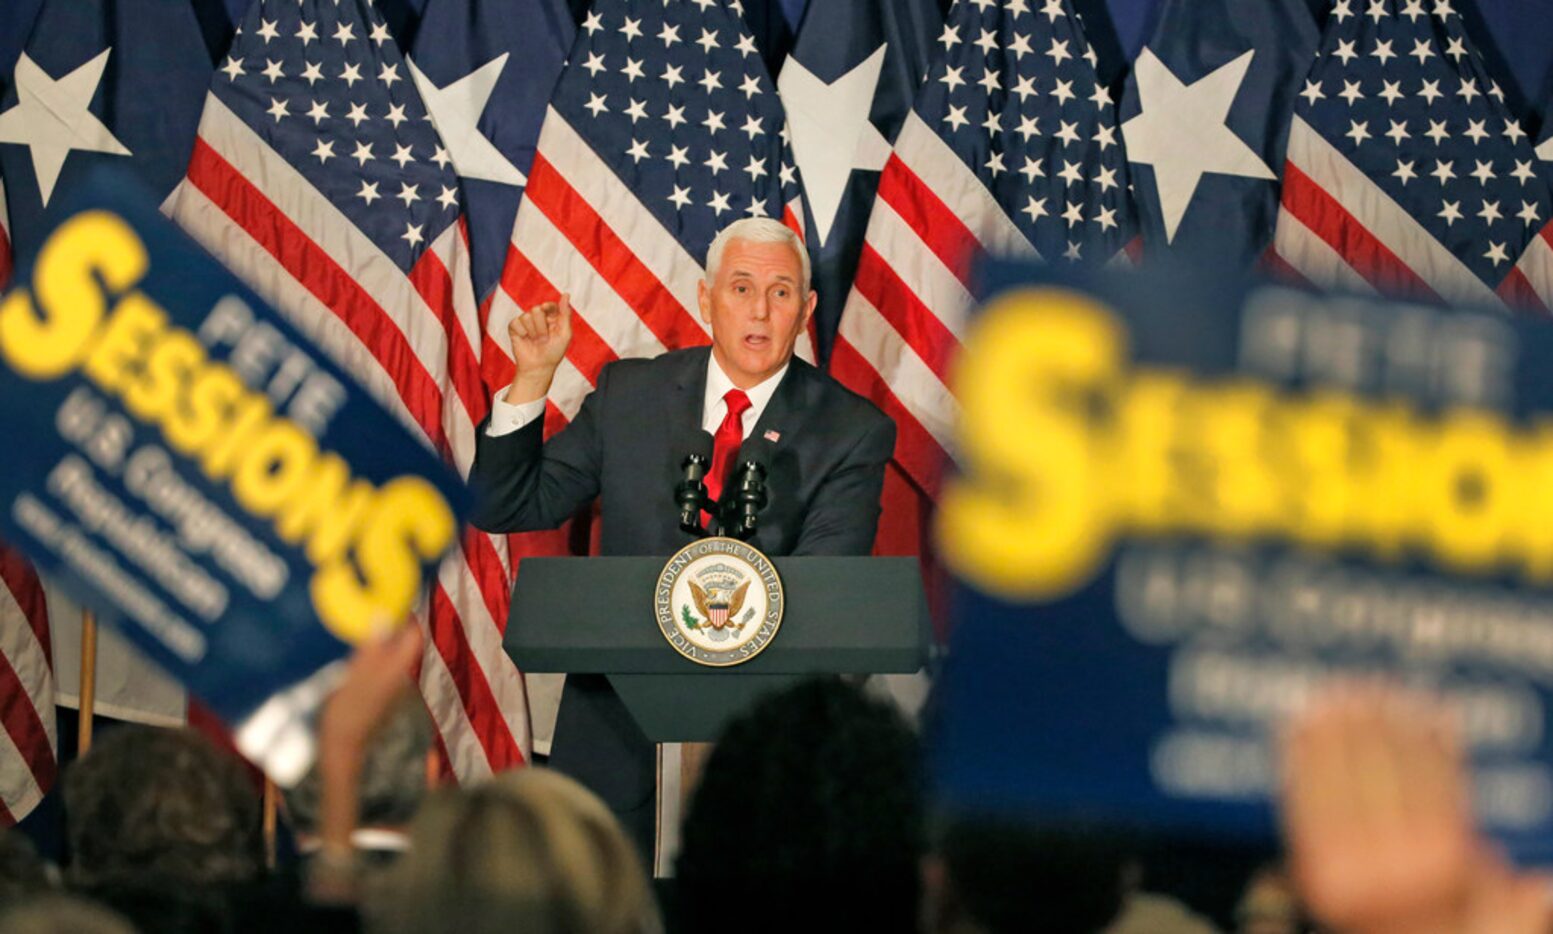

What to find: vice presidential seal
left=654, top=537, right=784, bottom=667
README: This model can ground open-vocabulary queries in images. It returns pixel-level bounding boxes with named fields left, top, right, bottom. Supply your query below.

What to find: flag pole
left=78, top=609, right=98, bottom=755
left=262, top=778, right=278, bottom=869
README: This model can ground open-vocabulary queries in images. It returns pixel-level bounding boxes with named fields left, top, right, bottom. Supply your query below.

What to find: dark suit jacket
left=467, top=346, right=895, bottom=847
left=469, top=346, right=896, bottom=555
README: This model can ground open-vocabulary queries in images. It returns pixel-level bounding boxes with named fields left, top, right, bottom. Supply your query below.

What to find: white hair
left=704, top=217, right=811, bottom=294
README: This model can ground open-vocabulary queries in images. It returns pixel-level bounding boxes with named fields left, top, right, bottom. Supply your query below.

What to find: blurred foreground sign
left=0, top=173, right=465, bottom=781
left=933, top=263, right=1553, bottom=861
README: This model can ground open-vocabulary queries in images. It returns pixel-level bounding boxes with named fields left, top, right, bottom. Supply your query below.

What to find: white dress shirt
left=485, top=353, right=788, bottom=440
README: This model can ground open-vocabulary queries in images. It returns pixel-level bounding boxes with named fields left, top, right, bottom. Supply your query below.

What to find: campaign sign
left=0, top=174, right=465, bottom=779
left=932, top=262, right=1553, bottom=862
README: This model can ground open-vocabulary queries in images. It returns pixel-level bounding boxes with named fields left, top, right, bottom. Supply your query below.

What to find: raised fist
left=504, top=294, right=573, bottom=404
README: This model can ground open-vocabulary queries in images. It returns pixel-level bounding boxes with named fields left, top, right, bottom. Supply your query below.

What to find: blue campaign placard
left=0, top=170, right=466, bottom=736
left=932, top=261, right=1553, bottom=863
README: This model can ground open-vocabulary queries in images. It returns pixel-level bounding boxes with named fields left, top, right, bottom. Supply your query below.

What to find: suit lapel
left=749, top=357, right=817, bottom=452
left=666, top=346, right=711, bottom=456
left=742, top=359, right=817, bottom=550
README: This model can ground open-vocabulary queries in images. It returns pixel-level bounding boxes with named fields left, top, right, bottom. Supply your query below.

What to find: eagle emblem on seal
left=687, top=579, right=751, bottom=631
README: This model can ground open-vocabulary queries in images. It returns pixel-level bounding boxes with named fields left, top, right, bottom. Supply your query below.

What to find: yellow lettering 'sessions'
left=0, top=211, right=454, bottom=642
left=939, top=287, right=1553, bottom=600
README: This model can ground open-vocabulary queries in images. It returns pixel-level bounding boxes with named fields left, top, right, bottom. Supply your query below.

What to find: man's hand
left=505, top=294, right=573, bottom=405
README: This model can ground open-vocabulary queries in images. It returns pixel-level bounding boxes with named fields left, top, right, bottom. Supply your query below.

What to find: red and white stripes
left=1500, top=222, right=1553, bottom=316
left=830, top=111, right=1035, bottom=495
left=0, top=545, right=56, bottom=826
left=167, top=93, right=530, bottom=782
left=484, top=107, right=813, bottom=426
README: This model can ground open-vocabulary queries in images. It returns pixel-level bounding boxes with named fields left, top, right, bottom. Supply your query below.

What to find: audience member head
left=69, top=880, right=232, bottom=934
left=922, top=819, right=1127, bottom=934
left=63, top=725, right=262, bottom=889
left=0, top=831, right=53, bottom=910
left=369, top=767, right=658, bottom=934
left=0, top=894, right=134, bottom=934
left=286, top=693, right=433, bottom=838
left=1104, top=891, right=1218, bottom=934
left=675, top=676, right=923, bottom=933
left=1235, top=865, right=1308, bottom=934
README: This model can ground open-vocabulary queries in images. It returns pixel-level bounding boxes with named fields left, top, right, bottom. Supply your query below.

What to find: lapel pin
left=763, top=429, right=781, bottom=443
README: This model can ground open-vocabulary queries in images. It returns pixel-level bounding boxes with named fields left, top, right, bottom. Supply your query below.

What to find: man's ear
left=801, top=288, right=817, bottom=328
left=697, top=279, right=712, bottom=324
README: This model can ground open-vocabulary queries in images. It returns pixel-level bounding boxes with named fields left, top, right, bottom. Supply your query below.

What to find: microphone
left=676, top=430, right=716, bottom=536
left=720, top=437, right=774, bottom=541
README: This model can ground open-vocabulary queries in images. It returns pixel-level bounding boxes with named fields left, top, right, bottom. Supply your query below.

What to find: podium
left=505, top=555, right=930, bottom=744
left=507, top=554, right=931, bottom=872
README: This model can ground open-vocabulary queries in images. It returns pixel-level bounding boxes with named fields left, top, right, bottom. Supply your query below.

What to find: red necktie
left=703, top=388, right=752, bottom=528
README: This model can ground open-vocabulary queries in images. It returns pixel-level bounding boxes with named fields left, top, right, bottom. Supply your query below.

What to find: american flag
left=164, top=0, right=529, bottom=782
left=0, top=542, right=55, bottom=827
left=1504, top=215, right=1553, bottom=314
left=0, top=179, right=49, bottom=828
left=1504, top=104, right=1553, bottom=312
left=407, top=0, right=576, bottom=759
left=829, top=0, right=1138, bottom=495
left=1271, top=0, right=1550, bottom=308
left=483, top=0, right=812, bottom=429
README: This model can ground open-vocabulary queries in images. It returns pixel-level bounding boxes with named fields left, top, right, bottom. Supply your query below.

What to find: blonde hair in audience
left=369, top=767, right=660, bottom=934
left=0, top=895, right=135, bottom=934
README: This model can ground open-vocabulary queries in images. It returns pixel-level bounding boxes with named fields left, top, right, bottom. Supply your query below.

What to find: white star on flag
left=1121, top=49, right=1278, bottom=242
left=408, top=53, right=527, bottom=186
left=0, top=49, right=132, bottom=205
left=778, top=44, right=892, bottom=245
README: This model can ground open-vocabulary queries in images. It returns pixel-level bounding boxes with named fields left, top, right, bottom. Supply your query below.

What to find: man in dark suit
left=469, top=217, right=895, bottom=854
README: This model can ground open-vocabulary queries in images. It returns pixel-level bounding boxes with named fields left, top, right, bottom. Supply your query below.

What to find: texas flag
left=0, top=0, right=212, bottom=258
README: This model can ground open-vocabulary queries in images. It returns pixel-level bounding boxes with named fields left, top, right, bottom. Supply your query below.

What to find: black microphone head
left=682, top=429, right=715, bottom=480
left=720, top=436, right=773, bottom=540
left=677, top=430, right=717, bottom=537
left=734, top=435, right=776, bottom=473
